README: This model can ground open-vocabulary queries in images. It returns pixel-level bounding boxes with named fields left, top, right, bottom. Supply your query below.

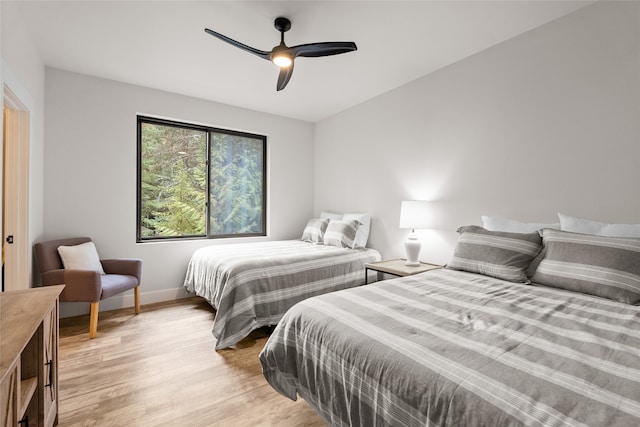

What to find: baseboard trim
left=60, top=287, right=193, bottom=318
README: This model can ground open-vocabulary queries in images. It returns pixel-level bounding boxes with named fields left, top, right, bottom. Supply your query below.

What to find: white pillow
left=320, top=211, right=371, bottom=248
left=57, top=241, right=105, bottom=274
left=482, top=216, right=559, bottom=233
left=558, top=213, right=640, bottom=238
left=320, top=211, right=342, bottom=220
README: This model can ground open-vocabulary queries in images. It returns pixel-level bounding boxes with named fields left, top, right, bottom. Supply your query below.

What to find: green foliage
left=140, top=121, right=264, bottom=239
left=209, top=133, right=264, bottom=235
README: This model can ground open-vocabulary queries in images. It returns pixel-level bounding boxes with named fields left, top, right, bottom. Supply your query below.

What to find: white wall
left=315, top=1, right=640, bottom=265
left=27, top=0, right=640, bottom=315
left=1, top=1, right=47, bottom=285
left=44, top=69, right=315, bottom=315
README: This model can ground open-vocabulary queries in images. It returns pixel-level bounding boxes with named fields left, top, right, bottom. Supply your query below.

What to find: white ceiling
left=14, top=1, right=592, bottom=122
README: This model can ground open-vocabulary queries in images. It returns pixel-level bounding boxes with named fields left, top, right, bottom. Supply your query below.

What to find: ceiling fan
left=205, top=17, right=357, bottom=91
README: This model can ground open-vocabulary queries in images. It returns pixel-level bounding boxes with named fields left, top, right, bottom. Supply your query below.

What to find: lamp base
left=405, top=234, right=421, bottom=266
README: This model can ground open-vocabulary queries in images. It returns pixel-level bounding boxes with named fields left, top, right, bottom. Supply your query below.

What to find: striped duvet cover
left=183, top=240, right=381, bottom=349
left=260, top=268, right=640, bottom=426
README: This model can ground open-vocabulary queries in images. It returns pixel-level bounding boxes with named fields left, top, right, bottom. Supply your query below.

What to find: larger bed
left=183, top=239, right=381, bottom=349
left=260, top=226, right=640, bottom=426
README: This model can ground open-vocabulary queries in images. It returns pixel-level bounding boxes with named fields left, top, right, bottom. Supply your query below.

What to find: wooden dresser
left=0, top=285, right=64, bottom=427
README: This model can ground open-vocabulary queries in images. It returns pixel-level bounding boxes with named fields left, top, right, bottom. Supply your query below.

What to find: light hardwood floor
left=58, top=297, right=325, bottom=426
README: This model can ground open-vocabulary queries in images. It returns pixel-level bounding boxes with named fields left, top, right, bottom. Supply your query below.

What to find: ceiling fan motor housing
left=274, top=17, right=291, bottom=33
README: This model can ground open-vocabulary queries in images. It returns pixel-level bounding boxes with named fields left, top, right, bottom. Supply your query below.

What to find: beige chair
left=34, top=237, right=141, bottom=338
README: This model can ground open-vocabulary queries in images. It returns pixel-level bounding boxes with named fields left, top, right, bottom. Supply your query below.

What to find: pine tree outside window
left=137, top=116, right=266, bottom=241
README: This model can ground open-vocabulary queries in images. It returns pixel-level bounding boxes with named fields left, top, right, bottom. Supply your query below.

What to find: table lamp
left=399, top=201, right=431, bottom=266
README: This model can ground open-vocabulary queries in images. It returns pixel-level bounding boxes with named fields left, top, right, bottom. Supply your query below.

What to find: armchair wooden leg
left=89, top=302, right=99, bottom=339
left=134, top=286, right=140, bottom=315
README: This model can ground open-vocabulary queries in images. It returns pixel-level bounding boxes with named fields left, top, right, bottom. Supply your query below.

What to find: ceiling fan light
left=273, top=54, right=292, bottom=67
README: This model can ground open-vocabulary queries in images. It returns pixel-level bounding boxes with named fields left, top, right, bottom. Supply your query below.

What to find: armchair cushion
left=100, top=274, right=139, bottom=300
left=57, top=241, right=105, bottom=274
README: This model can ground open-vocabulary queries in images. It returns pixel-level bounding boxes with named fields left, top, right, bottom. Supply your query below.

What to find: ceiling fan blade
left=290, top=42, right=357, bottom=58
left=204, top=28, right=271, bottom=61
left=276, top=63, right=295, bottom=91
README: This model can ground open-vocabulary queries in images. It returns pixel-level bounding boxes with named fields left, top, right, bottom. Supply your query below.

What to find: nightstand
left=364, top=259, right=441, bottom=284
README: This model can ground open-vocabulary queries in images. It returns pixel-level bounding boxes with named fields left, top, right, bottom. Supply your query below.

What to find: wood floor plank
left=58, top=297, right=324, bottom=426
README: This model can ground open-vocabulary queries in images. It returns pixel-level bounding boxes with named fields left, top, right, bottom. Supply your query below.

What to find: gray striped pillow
left=323, top=219, right=359, bottom=248
left=532, top=229, right=640, bottom=304
left=301, top=218, right=330, bottom=243
left=446, top=225, right=542, bottom=283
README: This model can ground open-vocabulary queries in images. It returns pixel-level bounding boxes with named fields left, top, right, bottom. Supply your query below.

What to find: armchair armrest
left=101, top=258, right=142, bottom=282
left=41, top=269, right=65, bottom=286
left=62, top=270, right=102, bottom=302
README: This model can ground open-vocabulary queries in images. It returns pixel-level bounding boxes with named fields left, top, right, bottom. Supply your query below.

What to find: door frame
left=3, top=84, right=30, bottom=291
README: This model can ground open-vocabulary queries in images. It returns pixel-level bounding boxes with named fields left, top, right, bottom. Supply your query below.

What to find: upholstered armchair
left=34, top=237, right=141, bottom=338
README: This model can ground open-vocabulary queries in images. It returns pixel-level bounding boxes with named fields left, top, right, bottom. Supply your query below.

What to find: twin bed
left=183, top=213, right=381, bottom=349
left=259, top=217, right=640, bottom=426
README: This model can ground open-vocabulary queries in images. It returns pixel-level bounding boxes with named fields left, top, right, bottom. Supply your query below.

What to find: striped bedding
left=183, top=240, right=381, bottom=349
left=260, top=268, right=640, bottom=426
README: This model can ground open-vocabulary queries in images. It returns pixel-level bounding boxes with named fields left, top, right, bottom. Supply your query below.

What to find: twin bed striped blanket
left=260, top=268, right=640, bottom=426
left=183, top=240, right=381, bottom=349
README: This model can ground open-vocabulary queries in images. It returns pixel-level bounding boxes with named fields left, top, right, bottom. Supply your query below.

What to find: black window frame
left=136, top=115, right=267, bottom=242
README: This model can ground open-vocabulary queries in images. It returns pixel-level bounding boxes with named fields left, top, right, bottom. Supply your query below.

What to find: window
left=137, top=116, right=266, bottom=242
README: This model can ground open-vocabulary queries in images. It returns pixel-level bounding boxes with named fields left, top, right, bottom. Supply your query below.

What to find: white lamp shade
left=399, top=201, right=431, bottom=230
